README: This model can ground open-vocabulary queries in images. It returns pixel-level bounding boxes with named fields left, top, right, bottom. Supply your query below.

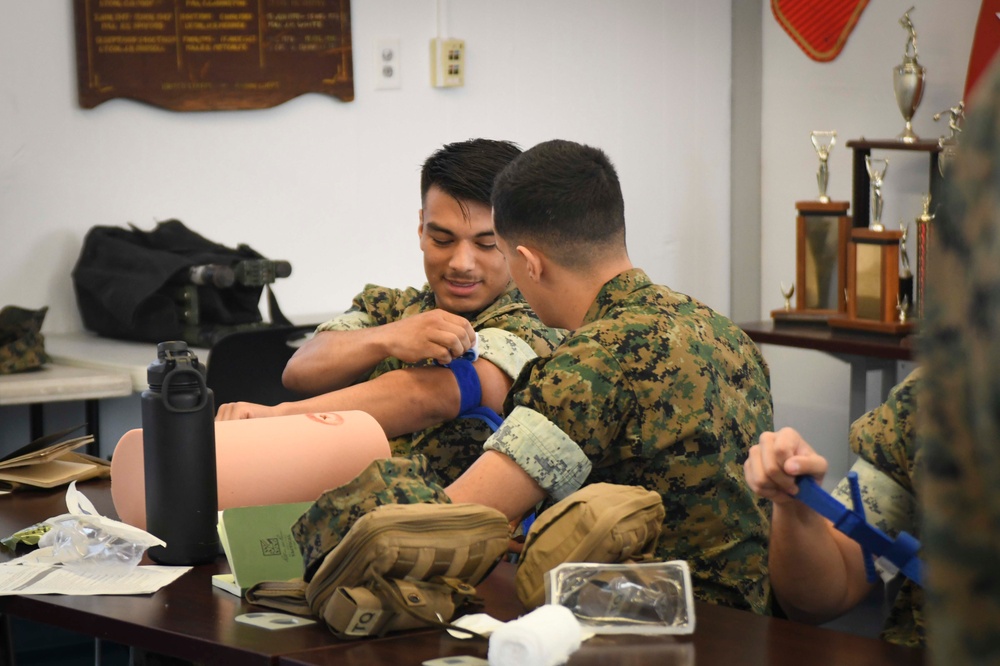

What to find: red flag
left=964, top=1, right=1000, bottom=102
left=772, top=0, right=870, bottom=62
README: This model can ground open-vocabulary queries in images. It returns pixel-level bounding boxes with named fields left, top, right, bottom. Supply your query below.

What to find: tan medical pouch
left=248, top=501, right=509, bottom=639
left=515, top=483, right=665, bottom=609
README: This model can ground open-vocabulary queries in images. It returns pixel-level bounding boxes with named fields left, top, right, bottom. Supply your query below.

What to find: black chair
left=206, top=324, right=317, bottom=410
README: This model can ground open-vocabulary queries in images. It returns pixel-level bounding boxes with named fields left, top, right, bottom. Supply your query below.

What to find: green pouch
left=0, top=306, right=49, bottom=375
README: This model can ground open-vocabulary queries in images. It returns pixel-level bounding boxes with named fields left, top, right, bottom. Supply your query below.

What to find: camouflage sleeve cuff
left=475, top=328, right=538, bottom=381
left=831, top=457, right=917, bottom=537
left=315, top=310, right=377, bottom=333
left=484, top=405, right=592, bottom=501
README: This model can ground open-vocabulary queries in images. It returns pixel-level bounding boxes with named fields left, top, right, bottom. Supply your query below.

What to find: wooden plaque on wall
left=73, top=0, right=353, bottom=111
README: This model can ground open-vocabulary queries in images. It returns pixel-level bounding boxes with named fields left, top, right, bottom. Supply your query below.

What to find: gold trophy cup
left=893, top=7, right=926, bottom=143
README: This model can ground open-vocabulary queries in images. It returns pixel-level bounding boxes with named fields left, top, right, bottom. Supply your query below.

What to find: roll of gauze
left=110, top=411, right=390, bottom=529
left=488, top=604, right=583, bottom=666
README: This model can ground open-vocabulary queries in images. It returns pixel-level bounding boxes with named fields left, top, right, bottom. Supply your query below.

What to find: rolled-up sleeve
left=832, top=457, right=916, bottom=538
left=484, top=405, right=592, bottom=500
left=476, top=328, right=538, bottom=381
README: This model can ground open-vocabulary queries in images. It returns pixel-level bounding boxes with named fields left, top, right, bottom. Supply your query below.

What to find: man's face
left=419, top=185, right=511, bottom=315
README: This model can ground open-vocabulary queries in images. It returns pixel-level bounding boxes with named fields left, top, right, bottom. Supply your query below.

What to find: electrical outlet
left=375, top=38, right=401, bottom=90
left=430, top=37, right=465, bottom=88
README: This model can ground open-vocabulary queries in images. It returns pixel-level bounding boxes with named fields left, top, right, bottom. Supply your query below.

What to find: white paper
left=0, top=561, right=190, bottom=595
left=447, top=613, right=507, bottom=639
left=0, top=481, right=187, bottom=596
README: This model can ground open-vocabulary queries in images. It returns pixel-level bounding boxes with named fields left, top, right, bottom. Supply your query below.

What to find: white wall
left=0, top=1, right=733, bottom=449
left=0, top=1, right=733, bottom=333
left=759, top=1, right=979, bottom=481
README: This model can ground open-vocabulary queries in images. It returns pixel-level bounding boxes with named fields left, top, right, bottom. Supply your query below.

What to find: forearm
left=279, top=355, right=511, bottom=438
left=446, top=450, right=546, bottom=522
left=282, top=328, right=391, bottom=394
left=768, top=501, right=873, bottom=622
left=274, top=366, right=461, bottom=438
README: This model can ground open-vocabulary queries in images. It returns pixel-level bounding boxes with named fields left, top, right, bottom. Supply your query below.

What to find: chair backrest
left=206, top=324, right=316, bottom=411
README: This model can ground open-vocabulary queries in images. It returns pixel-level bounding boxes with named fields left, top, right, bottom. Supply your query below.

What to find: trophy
left=915, top=193, right=935, bottom=318
left=933, top=101, right=964, bottom=177
left=893, top=7, right=926, bottom=143
left=810, top=131, right=837, bottom=203
left=865, top=156, right=889, bottom=232
left=897, top=295, right=911, bottom=324
left=898, top=221, right=913, bottom=311
left=780, top=282, right=795, bottom=311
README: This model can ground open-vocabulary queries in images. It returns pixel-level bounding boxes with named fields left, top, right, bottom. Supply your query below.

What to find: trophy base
left=770, top=308, right=839, bottom=325
left=897, top=125, right=919, bottom=143
left=827, top=316, right=916, bottom=336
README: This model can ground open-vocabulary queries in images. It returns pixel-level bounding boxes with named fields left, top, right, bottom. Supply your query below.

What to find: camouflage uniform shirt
left=485, top=268, right=774, bottom=614
left=920, top=59, right=1000, bottom=666
left=831, top=368, right=923, bottom=648
left=316, top=283, right=563, bottom=484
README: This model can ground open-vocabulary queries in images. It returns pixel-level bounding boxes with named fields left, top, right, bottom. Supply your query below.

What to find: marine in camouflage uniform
left=830, top=368, right=923, bottom=647
left=317, top=282, right=562, bottom=484
left=920, top=59, right=1000, bottom=666
left=292, top=454, right=451, bottom=577
left=485, top=267, right=775, bottom=614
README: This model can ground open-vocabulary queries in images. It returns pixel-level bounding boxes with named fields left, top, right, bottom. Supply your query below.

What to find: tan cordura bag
left=515, top=483, right=666, bottom=609
left=246, top=456, right=511, bottom=639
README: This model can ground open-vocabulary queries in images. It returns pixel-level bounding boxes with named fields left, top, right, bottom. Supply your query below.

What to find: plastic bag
left=545, top=561, right=696, bottom=635
left=38, top=482, right=164, bottom=575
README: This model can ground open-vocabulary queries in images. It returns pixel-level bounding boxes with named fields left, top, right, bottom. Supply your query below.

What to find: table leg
left=29, top=405, right=43, bottom=443
left=877, top=360, right=899, bottom=404
left=846, top=357, right=900, bottom=426
left=84, top=400, right=100, bottom=458
left=0, top=614, right=14, bottom=666
left=848, top=359, right=868, bottom=426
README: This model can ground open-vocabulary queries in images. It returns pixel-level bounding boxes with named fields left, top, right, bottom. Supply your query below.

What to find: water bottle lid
left=147, top=340, right=206, bottom=387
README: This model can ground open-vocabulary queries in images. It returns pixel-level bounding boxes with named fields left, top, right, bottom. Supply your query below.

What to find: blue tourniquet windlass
left=795, top=473, right=924, bottom=586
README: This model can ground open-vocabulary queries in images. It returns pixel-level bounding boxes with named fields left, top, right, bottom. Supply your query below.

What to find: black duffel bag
left=72, top=219, right=291, bottom=347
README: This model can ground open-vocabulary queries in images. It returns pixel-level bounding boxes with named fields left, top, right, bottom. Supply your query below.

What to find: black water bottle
left=141, top=341, right=219, bottom=565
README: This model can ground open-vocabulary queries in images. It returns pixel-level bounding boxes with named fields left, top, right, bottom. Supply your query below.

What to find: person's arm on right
left=282, top=309, right=476, bottom=395
left=744, top=427, right=875, bottom=623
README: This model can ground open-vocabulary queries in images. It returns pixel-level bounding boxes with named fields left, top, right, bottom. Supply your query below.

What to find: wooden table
left=739, top=320, right=915, bottom=424
left=0, top=363, right=132, bottom=456
left=0, top=480, right=926, bottom=666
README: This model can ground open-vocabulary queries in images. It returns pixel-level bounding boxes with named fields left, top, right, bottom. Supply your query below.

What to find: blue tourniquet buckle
left=794, top=473, right=924, bottom=586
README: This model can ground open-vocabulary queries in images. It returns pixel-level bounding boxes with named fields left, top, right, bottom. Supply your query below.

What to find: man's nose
left=448, top=241, right=476, bottom=272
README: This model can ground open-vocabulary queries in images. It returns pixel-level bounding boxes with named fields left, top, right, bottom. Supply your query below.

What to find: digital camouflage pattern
left=496, top=268, right=775, bottom=614
left=0, top=306, right=49, bottom=375
left=317, top=282, right=563, bottom=484
left=919, top=61, right=1000, bottom=666
left=291, top=455, right=450, bottom=580
left=832, top=368, right=923, bottom=647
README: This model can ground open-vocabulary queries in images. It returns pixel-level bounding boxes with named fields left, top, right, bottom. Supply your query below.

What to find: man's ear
left=417, top=209, right=425, bottom=238
left=517, top=245, right=544, bottom=282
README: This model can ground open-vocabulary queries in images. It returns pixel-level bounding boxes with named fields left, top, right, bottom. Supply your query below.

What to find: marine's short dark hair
left=420, top=139, right=522, bottom=216
left=491, top=139, right=626, bottom=266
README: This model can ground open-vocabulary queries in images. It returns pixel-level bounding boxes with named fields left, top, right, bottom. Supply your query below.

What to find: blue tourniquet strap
left=795, top=476, right=924, bottom=586
left=460, top=406, right=504, bottom=431
left=440, top=358, right=503, bottom=432
left=445, top=358, right=481, bottom=415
